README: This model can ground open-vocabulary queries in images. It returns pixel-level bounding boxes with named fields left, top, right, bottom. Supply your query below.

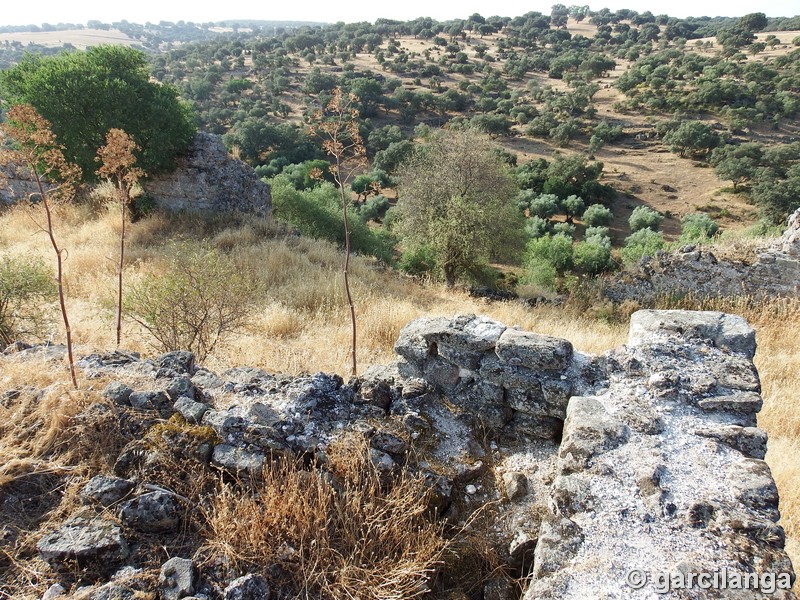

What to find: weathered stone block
left=628, top=310, right=756, bottom=358
left=120, top=491, right=181, bottom=533
left=496, top=328, right=573, bottom=371
left=37, top=516, right=128, bottom=567
left=558, top=397, right=628, bottom=472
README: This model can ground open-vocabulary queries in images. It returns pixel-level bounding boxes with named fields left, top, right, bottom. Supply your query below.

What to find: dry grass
left=0, top=355, right=133, bottom=599
left=200, top=435, right=445, bottom=599
left=0, top=203, right=798, bottom=592
left=0, top=28, right=139, bottom=49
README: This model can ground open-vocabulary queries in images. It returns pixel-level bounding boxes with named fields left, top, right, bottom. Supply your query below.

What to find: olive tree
left=394, top=130, right=525, bottom=287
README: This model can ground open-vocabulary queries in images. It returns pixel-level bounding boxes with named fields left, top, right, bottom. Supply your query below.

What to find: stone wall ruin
left=11, top=310, right=797, bottom=599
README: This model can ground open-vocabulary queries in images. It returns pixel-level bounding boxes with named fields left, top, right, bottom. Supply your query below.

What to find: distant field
left=0, top=28, right=139, bottom=49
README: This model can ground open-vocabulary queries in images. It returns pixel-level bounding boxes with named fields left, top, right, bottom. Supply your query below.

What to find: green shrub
left=680, top=213, right=719, bottom=242
left=398, top=245, right=437, bottom=277
left=629, top=205, right=663, bottom=232
left=552, top=222, right=576, bottom=238
left=574, top=239, right=613, bottom=274
left=584, top=226, right=610, bottom=240
left=525, top=234, right=574, bottom=273
left=621, top=228, right=665, bottom=265
left=529, top=194, right=561, bottom=218
left=562, top=195, right=585, bottom=221
left=583, top=204, right=614, bottom=226
left=359, top=195, right=390, bottom=222
left=124, top=242, right=262, bottom=361
left=524, top=260, right=558, bottom=289
left=270, top=176, right=394, bottom=262
left=0, top=255, right=57, bottom=347
left=525, top=216, right=550, bottom=238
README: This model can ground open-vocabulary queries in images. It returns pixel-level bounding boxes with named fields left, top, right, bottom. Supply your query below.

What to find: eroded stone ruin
left=142, top=132, right=272, bottom=216
left=8, top=310, right=797, bottom=599
left=1, top=132, right=272, bottom=216
left=605, top=208, right=800, bottom=303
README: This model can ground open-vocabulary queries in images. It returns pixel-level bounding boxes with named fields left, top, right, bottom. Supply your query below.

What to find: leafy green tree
left=553, top=222, right=576, bottom=237
left=574, top=238, right=613, bottom=274
left=750, top=142, right=800, bottom=222
left=469, top=114, right=512, bottom=136
left=525, top=233, right=574, bottom=272
left=0, top=46, right=195, bottom=180
left=526, top=216, right=550, bottom=238
left=709, top=142, right=764, bottom=191
left=629, top=205, right=664, bottom=232
left=367, top=125, right=406, bottom=155
left=394, top=130, right=525, bottom=287
left=351, top=170, right=389, bottom=202
left=561, top=195, right=585, bottom=223
left=373, top=140, right=415, bottom=173
left=662, top=121, right=720, bottom=158
left=585, top=226, right=611, bottom=240
left=542, top=153, right=609, bottom=201
left=515, top=158, right=550, bottom=191
left=738, top=12, right=768, bottom=33
left=752, top=169, right=800, bottom=223
left=529, top=194, right=561, bottom=218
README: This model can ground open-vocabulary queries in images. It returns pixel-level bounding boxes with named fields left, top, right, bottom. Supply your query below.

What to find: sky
left=0, top=0, right=796, bottom=28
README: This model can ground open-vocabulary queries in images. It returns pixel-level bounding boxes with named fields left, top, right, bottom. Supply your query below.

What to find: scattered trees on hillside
left=711, top=141, right=800, bottom=222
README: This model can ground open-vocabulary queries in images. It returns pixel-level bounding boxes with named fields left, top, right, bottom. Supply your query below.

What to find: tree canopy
left=0, top=46, right=196, bottom=180
left=394, top=129, right=525, bottom=286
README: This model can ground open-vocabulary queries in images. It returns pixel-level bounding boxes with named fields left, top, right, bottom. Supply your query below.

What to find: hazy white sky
left=1, top=0, right=796, bottom=27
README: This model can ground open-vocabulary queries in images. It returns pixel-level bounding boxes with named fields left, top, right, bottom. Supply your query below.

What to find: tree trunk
left=35, top=171, right=77, bottom=389
left=116, top=181, right=127, bottom=348
left=337, top=158, right=357, bottom=377
left=444, top=264, right=456, bottom=288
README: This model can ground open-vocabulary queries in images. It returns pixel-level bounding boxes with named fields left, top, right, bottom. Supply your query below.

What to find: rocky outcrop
left=2, top=133, right=271, bottom=216
left=605, top=208, right=800, bottom=302
left=4, top=311, right=796, bottom=598
left=36, top=516, right=129, bottom=569
left=0, top=161, right=54, bottom=205
left=143, top=132, right=271, bottom=216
